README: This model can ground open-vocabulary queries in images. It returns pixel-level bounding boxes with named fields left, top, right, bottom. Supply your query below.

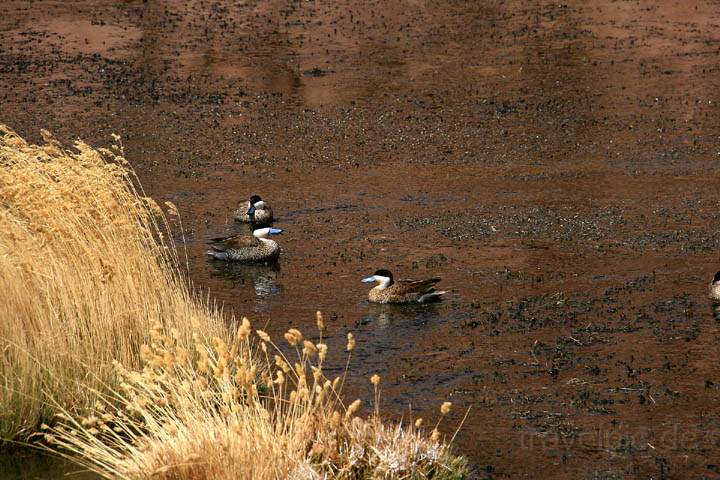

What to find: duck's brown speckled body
left=234, top=195, right=274, bottom=223
left=362, top=269, right=446, bottom=304
left=710, top=271, right=720, bottom=302
left=206, top=227, right=282, bottom=263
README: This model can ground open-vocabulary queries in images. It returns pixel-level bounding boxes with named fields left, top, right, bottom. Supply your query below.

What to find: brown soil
left=2, top=1, right=720, bottom=478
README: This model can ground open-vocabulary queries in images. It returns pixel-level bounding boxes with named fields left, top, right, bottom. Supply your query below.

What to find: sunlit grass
left=0, top=125, right=227, bottom=437
left=0, top=125, right=468, bottom=478
left=42, top=317, right=467, bottom=479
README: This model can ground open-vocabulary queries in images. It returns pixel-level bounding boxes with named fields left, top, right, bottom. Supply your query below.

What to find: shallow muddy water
left=3, top=0, right=720, bottom=478
left=0, top=449, right=97, bottom=480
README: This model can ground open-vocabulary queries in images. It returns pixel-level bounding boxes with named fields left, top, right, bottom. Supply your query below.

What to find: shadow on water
left=712, top=303, right=720, bottom=322
left=357, top=302, right=442, bottom=330
left=0, top=448, right=98, bottom=480
left=208, top=260, right=281, bottom=313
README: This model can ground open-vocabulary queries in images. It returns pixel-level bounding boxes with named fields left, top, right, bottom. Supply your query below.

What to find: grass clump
left=42, top=317, right=467, bottom=479
left=0, top=125, right=468, bottom=478
left=0, top=125, right=227, bottom=438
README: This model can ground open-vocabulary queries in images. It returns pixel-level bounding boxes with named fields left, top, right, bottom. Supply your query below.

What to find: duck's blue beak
left=247, top=205, right=256, bottom=216
left=361, top=276, right=376, bottom=283
left=268, top=228, right=283, bottom=235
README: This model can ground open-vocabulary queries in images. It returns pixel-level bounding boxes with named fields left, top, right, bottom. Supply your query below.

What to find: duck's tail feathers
left=208, top=237, right=225, bottom=243
left=419, top=290, right=446, bottom=303
left=206, top=250, right=229, bottom=261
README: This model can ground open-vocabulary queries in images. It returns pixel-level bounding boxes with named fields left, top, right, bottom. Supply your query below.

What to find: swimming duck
left=361, top=269, right=446, bottom=304
left=710, top=271, right=720, bottom=302
left=234, top=195, right=274, bottom=223
left=206, top=227, right=283, bottom=263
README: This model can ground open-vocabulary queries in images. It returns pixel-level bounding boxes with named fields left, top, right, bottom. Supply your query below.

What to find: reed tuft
left=43, top=320, right=467, bottom=479
left=0, top=126, right=468, bottom=478
left=0, top=125, right=227, bottom=437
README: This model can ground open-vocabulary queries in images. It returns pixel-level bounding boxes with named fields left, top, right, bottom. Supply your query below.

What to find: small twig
left=530, top=340, right=540, bottom=366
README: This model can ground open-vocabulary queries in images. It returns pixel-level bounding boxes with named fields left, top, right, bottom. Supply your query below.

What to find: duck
left=710, top=271, right=720, bottom=302
left=234, top=195, right=274, bottom=224
left=361, top=269, right=446, bottom=304
left=206, top=227, right=283, bottom=263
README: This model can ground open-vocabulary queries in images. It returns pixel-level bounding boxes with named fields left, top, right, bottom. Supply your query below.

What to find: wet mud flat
left=3, top=0, right=720, bottom=478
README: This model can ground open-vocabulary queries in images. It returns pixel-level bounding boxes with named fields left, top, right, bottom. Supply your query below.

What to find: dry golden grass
left=0, top=125, right=228, bottom=438
left=42, top=318, right=467, bottom=479
left=0, top=125, right=467, bottom=478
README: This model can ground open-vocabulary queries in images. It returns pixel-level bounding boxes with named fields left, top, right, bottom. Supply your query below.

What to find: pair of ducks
left=206, top=195, right=446, bottom=304
left=206, top=195, right=282, bottom=262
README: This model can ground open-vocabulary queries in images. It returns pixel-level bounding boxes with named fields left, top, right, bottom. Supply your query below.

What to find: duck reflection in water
left=209, top=261, right=281, bottom=303
left=357, top=303, right=441, bottom=330
left=712, top=303, right=720, bottom=322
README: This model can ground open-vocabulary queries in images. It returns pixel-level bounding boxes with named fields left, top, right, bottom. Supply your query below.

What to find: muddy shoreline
left=3, top=1, right=720, bottom=478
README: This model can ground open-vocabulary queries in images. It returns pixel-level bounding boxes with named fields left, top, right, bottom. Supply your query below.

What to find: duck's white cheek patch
left=253, top=228, right=271, bottom=238
left=375, top=276, right=391, bottom=290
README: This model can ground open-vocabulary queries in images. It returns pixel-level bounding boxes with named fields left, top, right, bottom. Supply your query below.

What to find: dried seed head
left=331, top=410, right=342, bottom=426
left=140, top=344, right=153, bottom=362
left=431, top=428, right=440, bottom=442
left=316, top=311, right=324, bottom=331
left=303, top=340, right=317, bottom=358
left=317, top=343, right=328, bottom=362
left=298, top=387, right=309, bottom=400
left=237, top=317, right=251, bottom=341
left=415, top=418, right=423, bottom=428
left=370, top=374, right=380, bottom=386
left=150, top=324, right=163, bottom=341
left=440, top=401, right=452, bottom=415
left=256, top=330, right=271, bottom=342
left=274, top=355, right=284, bottom=368
left=212, top=337, right=228, bottom=357
left=164, top=201, right=179, bottom=216
left=284, top=328, right=303, bottom=346
left=163, top=352, right=175, bottom=369
left=81, top=415, right=98, bottom=427
left=283, top=333, right=295, bottom=346
left=346, top=333, right=355, bottom=352
left=346, top=399, right=362, bottom=418
left=197, top=357, right=209, bottom=374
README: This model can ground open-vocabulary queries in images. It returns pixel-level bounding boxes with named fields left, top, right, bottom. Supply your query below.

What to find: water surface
left=2, top=0, right=720, bottom=478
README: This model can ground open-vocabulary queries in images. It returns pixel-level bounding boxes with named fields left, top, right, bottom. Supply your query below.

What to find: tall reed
left=0, top=125, right=228, bottom=438
left=42, top=318, right=467, bottom=479
left=0, top=126, right=467, bottom=478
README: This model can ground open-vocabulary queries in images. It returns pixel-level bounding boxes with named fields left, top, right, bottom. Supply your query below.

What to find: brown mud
left=2, top=1, right=720, bottom=478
